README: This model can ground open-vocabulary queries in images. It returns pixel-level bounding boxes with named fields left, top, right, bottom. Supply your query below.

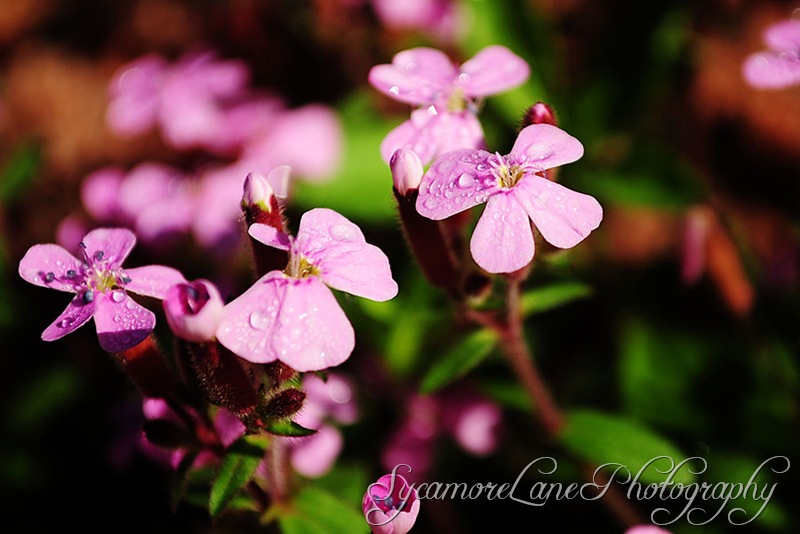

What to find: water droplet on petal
left=111, top=290, right=126, bottom=303
left=389, top=85, right=400, bottom=95
left=457, top=173, right=475, bottom=188
left=329, top=224, right=356, bottom=242
left=59, top=318, right=74, bottom=328
left=249, top=311, right=269, bottom=330
left=423, top=197, right=440, bottom=211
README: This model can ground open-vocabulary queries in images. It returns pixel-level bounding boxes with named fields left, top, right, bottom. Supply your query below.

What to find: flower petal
left=93, top=292, right=156, bottom=352
left=273, top=277, right=355, bottom=372
left=41, top=296, right=97, bottom=341
left=763, top=19, right=800, bottom=53
left=19, top=244, right=83, bottom=293
left=249, top=223, right=291, bottom=251
left=416, top=148, right=499, bottom=220
left=289, top=425, right=343, bottom=478
left=458, top=45, right=530, bottom=98
left=514, top=175, right=603, bottom=249
left=470, top=193, right=535, bottom=273
left=510, top=124, right=584, bottom=171
left=742, top=51, right=800, bottom=89
left=124, top=265, right=188, bottom=299
left=368, top=47, right=457, bottom=105
left=216, top=271, right=286, bottom=364
left=81, top=227, right=137, bottom=268
left=294, top=209, right=398, bottom=301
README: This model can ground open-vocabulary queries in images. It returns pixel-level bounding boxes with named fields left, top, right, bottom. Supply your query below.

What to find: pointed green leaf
left=420, top=328, right=498, bottom=394
left=209, top=434, right=269, bottom=518
left=558, top=409, right=695, bottom=485
left=278, top=486, right=367, bottom=534
left=266, top=420, right=317, bottom=437
left=521, top=282, right=594, bottom=317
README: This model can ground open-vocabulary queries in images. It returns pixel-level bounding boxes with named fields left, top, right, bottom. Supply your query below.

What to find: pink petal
left=249, top=223, right=291, bottom=251
left=93, top=292, right=156, bottom=352
left=380, top=108, right=485, bottom=165
left=514, top=175, right=603, bottom=249
left=41, top=296, right=97, bottom=341
left=272, top=277, right=355, bottom=372
left=123, top=265, right=187, bottom=299
left=19, top=244, right=83, bottom=292
left=106, top=54, right=167, bottom=136
left=294, top=209, right=398, bottom=301
left=742, top=51, right=800, bottom=89
left=458, top=45, right=530, bottom=98
left=415, top=148, right=499, bottom=220
left=80, top=167, right=126, bottom=223
left=470, top=193, right=535, bottom=273
left=81, top=227, right=137, bottom=269
left=510, top=124, right=585, bottom=171
left=763, top=19, right=800, bottom=52
left=216, top=272, right=286, bottom=364
left=289, top=425, right=343, bottom=478
left=118, top=162, right=183, bottom=221
left=368, top=47, right=457, bottom=105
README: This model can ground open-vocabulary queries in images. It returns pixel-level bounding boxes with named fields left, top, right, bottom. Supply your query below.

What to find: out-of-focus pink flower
left=55, top=214, right=91, bottom=256
left=289, top=424, right=344, bottom=478
left=80, top=167, right=127, bottom=224
left=439, top=391, right=502, bottom=456
left=162, top=279, right=225, bottom=342
left=416, top=124, right=602, bottom=273
left=106, top=54, right=169, bottom=137
left=216, top=208, right=398, bottom=371
left=372, top=0, right=461, bottom=42
left=743, top=18, right=800, bottom=89
left=369, top=45, right=529, bottom=164
left=625, top=526, right=672, bottom=534
left=18, top=228, right=186, bottom=352
left=363, top=469, right=420, bottom=534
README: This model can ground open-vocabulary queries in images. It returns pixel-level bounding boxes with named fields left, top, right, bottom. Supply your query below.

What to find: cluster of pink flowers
left=743, top=17, right=800, bottom=89
left=62, top=50, right=342, bottom=253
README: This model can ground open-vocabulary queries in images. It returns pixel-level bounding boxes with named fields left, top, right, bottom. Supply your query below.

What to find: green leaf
left=266, top=420, right=317, bottom=437
left=0, top=143, right=40, bottom=202
left=420, top=328, right=498, bottom=394
left=521, top=282, right=594, bottom=317
left=559, top=409, right=695, bottom=485
left=278, top=486, right=367, bottom=534
left=209, top=434, right=269, bottom=518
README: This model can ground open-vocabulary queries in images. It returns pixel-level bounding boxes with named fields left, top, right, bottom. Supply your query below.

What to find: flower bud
left=390, top=148, right=423, bottom=196
left=363, top=470, right=420, bottom=534
left=241, top=170, right=289, bottom=276
left=519, top=101, right=557, bottom=130
left=263, top=388, right=307, bottom=420
left=163, top=279, right=224, bottom=342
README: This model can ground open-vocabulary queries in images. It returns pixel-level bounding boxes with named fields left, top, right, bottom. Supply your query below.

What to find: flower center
left=285, top=253, right=320, bottom=279
left=489, top=154, right=527, bottom=189
left=77, top=243, right=130, bottom=301
left=446, top=87, right=468, bottom=113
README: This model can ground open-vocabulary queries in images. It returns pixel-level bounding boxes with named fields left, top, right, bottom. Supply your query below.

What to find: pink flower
left=18, top=228, right=186, bottom=352
left=363, top=469, right=420, bottom=534
left=743, top=18, right=800, bottom=89
left=372, top=0, right=461, bottom=42
left=416, top=124, right=603, bottom=273
left=216, top=208, right=398, bottom=371
left=162, top=279, right=225, bottom=342
left=369, top=45, right=529, bottom=164
left=625, top=526, right=672, bottom=534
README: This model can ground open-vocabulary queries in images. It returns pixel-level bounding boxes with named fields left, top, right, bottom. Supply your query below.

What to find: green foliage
left=559, top=409, right=695, bottom=485
left=420, top=328, right=498, bottom=394
left=521, top=281, right=594, bottom=317
left=278, top=486, right=367, bottom=534
left=266, top=420, right=317, bottom=437
left=209, top=434, right=269, bottom=518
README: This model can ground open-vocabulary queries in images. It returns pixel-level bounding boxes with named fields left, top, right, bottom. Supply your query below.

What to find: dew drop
left=111, top=290, right=126, bottom=303
left=329, top=224, right=356, bottom=242
left=457, top=173, right=475, bottom=188
left=389, top=85, right=400, bottom=95
left=249, top=311, right=269, bottom=330
left=59, top=317, right=74, bottom=328
left=423, top=197, right=440, bottom=211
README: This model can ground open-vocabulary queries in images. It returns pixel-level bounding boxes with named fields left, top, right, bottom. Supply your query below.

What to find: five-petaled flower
left=743, top=17, right=800, bottom=89
left=369, top=45, right=529, bottom=165
left=216, top=208, right=398, bottom=372
left=18, top=228, right=187, bottom=352
left=416, top=123, right=603, bottom=274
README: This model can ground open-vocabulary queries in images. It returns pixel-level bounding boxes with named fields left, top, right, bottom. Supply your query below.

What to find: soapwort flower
left=416, top=123, right=603, bottom=273
left=18, top=228, right=186, bottom=352
left=743, top=17, right=800, bottom=89
left=216, top=208, right=398, bottom=371
left=369, top=45, right=529, bottom=164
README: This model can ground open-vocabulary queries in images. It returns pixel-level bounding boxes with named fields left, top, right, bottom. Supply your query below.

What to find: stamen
left=83, top=289, right=95, bottom=303
left=66, top=270, right=77, bottom=279
left=94, top=250, right=105, bottom=261
left=119, top=273, right=132, bottom=284
left=45, top=272, right=55, bottom=283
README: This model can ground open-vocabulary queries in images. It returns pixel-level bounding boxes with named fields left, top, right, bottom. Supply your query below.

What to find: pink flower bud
left=520, top=101, right=557, bottom=129
left=242, top=171, right=275, bottom=212
left=163, top=279, right=224, bottom=342
left=390, top=148, right=423, bottom=196
left=363, top=468, right=420, bottom=534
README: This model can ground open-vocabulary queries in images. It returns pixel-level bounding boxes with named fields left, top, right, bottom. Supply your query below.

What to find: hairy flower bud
left=241, top=170, right=289, bottom=276
left=519, top=101, right=557, bottom=129
left=390, top=148, right=423, bottom=195
left=263, top=388, right=307, bottom=420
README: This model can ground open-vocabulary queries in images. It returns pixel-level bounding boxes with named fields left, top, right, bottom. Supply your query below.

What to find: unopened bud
left=242, top=170, right=289, bottom=276
left=163, top=279, right=224, bottom=342
left=390, top=148, right=423, bottom=196
left=184, top=341, right=259, bottom=418
left=519, top=102, right=557, bottom=130
left=263, top=388, right=306, bottom=420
